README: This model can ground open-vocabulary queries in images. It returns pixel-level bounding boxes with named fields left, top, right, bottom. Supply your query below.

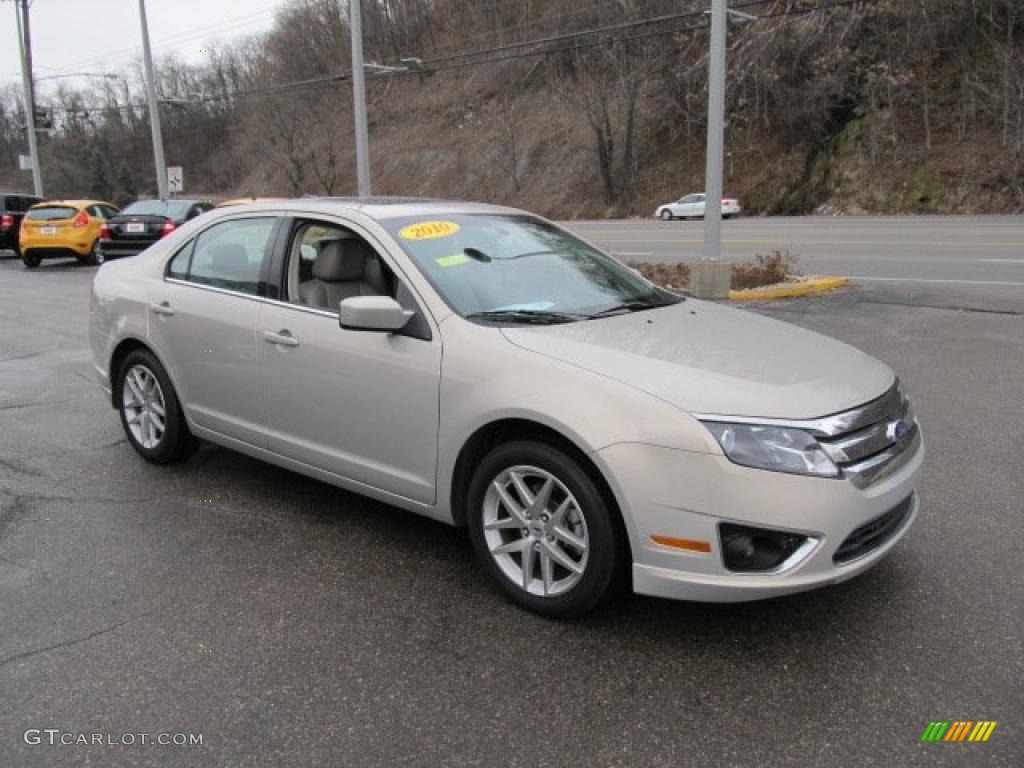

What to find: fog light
left=719, top=523, right=808, bottom=572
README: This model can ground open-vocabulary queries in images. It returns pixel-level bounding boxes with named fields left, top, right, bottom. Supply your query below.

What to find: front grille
left=813, top=381, right=920, bottom=489
left=834, top=493, right=914, bottom=564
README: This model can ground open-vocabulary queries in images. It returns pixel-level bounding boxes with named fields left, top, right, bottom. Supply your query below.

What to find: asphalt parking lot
left=1, top=251, right=1021, bottom=767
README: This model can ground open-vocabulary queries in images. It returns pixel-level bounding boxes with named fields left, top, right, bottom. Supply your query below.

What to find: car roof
left=29, top=199, right=115, bottom=208
left=126, top=197, right=214, bottom=204
left=213, top=196, right=526, bottom=221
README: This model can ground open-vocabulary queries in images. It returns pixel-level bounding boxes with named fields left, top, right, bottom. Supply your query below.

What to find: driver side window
left=283, top=219, right=431, bottom=340
left=285, top=221, right=395, bottom=311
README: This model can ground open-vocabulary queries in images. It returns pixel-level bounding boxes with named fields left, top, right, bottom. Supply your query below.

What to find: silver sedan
left=89, top=198, right=922, bottom=617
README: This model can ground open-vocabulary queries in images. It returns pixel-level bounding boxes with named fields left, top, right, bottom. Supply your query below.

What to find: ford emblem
left=887, top=419, right=909, bottom=441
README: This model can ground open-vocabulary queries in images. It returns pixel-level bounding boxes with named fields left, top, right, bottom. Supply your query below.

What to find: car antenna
left=464, top=247, right=491, bottom=263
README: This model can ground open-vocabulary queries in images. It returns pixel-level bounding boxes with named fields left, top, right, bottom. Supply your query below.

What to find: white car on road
left=657, top=193, right=741, bottom=220
left=89, top=197, right=921, bottom=617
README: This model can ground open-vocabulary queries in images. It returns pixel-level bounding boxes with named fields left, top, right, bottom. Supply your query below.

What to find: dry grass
left=730, top=250, right=799, bottom=289
left=628, top=250, right=799, bottom=291
left=627, top=261, right=691, bottom=289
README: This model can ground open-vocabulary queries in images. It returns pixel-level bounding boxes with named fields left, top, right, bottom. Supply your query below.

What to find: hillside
left=1, top=0, right=1021, bottom=217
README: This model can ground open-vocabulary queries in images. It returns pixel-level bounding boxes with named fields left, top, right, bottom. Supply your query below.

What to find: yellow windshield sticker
left=436, top=253, right=471, bottom=268
left=399, top=220, right=460, bottom=240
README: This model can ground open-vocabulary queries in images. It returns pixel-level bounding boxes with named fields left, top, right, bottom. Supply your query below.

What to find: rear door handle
left=263, top=329, right=300, bottom=348
left=149, top=301, right=175, bottom=316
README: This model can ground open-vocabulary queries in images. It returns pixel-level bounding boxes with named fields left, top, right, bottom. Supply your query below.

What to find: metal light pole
left=138, top=0, right=168, bottom=198
left=702, top=0, right=727, bottom=262
left=14, top=0, right=43, bottom=196
left=349, top=0, right=371, bottom=197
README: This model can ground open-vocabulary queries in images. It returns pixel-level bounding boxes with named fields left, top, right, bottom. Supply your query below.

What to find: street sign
left=167, top=166, right=183, bottom=194
left=19, top=154, right=33, bottom=171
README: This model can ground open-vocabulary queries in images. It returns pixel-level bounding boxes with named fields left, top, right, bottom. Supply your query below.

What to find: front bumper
left=595, top=436, right=923, bottom=602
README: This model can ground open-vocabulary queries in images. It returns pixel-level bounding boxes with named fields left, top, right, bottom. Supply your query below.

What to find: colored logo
left=399, top=220, right=460, bottom=240
left=921, top=721, right=997, bottom=742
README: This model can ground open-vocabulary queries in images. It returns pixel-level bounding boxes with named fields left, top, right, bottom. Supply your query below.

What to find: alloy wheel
left=482, top=465, right=590, bottom=597
left=122, top=364, right=167, bottom=450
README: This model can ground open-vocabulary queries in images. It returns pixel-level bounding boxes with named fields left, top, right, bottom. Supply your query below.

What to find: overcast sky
left=2, top=0, right=291, bottom=92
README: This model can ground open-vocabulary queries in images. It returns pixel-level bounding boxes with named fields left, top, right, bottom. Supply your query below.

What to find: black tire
left=467, top=440, right=623, bottom=618
left=116, top=348, right=196, bottom=464
left=22, top=251, right=40, bottom=268
left=660, top=209, right=673, bottom=221
left=85, top=240, right=104, bottom=266
left=722, top=214, right=733, bottom=220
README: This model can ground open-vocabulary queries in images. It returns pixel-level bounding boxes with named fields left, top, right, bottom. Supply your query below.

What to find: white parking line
left=978, top=259, right=1024, bottom=264
left=847, top=276, right=1024, bottom=287
left=612, top=252, right=651, bottom=256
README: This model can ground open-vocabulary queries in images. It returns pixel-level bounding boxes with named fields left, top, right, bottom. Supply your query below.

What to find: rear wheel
left=467, top=440, right=623, bottom=617
left=117, top=349, right=196, bottom=464
left=22, top=251, right=40, bottom=268
left=85, top=240, right=104, bottom=266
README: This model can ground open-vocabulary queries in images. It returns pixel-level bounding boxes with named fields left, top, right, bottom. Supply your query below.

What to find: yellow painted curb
left=729, top=276, right=848, bottom=301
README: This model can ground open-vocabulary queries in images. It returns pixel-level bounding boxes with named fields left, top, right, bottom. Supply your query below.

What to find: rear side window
left=26, top=206, right=78, bottom=221
left=183, top=217, right=275, bottom=296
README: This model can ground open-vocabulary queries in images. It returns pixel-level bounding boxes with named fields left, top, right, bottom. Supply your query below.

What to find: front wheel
left=117, top=349, right=196, bottom=464
left=660, top=209, right=673, bottom=221
left=467, top=440, right=623, bottom=617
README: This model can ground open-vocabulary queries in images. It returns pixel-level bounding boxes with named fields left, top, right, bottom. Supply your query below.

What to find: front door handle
left=263, top=329, right=300, bottom=348
left=149, top=301, right=175, bottom=316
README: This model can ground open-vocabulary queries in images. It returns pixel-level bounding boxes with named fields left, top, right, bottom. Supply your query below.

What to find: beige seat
left=299, top=239, right=386, bottom=309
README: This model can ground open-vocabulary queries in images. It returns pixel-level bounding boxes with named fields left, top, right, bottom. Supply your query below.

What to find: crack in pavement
left=0, top=457, right=46, bottom=478
left=0, top=611, right=154, bottom=667
left=0, top=397, right=82, bottom=413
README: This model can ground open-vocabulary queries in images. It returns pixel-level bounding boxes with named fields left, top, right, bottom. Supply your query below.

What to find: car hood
left=500, top=300, right=894, bottom=419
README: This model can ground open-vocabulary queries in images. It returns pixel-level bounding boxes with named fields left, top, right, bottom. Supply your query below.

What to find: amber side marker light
left=651, top=535, right=712, bottom=553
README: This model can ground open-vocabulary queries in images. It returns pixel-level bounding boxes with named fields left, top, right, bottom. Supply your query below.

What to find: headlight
left=702, top=421, right=839, bottom=478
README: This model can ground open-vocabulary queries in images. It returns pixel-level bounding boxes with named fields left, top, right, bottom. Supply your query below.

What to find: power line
left=42, top=4, right=281, bottom=78
left=34, top=0, right=879, bottom=118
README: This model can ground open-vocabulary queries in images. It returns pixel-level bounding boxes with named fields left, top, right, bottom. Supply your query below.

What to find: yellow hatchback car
left=20, top=199, right=119, bottom=268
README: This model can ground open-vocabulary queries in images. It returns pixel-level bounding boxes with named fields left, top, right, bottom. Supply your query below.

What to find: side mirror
left=338, top=296, right=413, bottom=333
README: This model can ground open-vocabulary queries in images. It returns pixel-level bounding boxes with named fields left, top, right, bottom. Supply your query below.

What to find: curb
left=728, top=275, right=849, bottom=301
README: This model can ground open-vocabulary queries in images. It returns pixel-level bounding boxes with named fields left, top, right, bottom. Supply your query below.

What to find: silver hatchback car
left=90, top=198, right=923, bottom=616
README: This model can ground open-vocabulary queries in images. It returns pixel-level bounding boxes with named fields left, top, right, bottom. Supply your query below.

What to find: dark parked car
left=1, top=192, right=45, bottom=256
left=100, top=198, right=215, bottom=260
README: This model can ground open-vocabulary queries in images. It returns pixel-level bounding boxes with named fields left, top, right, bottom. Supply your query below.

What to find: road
left=562, top=215, right=1024, bottom=311
left=0, top=254, right=1021, bottom=767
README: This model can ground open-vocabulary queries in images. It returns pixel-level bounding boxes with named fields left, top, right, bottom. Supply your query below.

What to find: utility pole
left=702, top=0, right=727, bottom=262
left=349, top=0, right=371, bottom=197
left=138, top=0, right=168, bottom=198
left=14, top=0, right=43, bottom=196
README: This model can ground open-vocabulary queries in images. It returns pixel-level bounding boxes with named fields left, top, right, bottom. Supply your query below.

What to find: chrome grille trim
left=842, top=427, right=921, bottom=489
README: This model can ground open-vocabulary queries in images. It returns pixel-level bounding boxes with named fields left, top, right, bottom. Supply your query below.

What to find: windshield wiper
left=465, top=309, right=586, bottom=325
left=588, top=296, right=676, bottom=318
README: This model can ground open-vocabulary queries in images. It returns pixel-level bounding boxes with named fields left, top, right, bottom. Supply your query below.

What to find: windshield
left=27, top=205, right=78, bottom=221
left=382, top=214, right=677, bottom=322
left=122, top=200, right=191, bottom=218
